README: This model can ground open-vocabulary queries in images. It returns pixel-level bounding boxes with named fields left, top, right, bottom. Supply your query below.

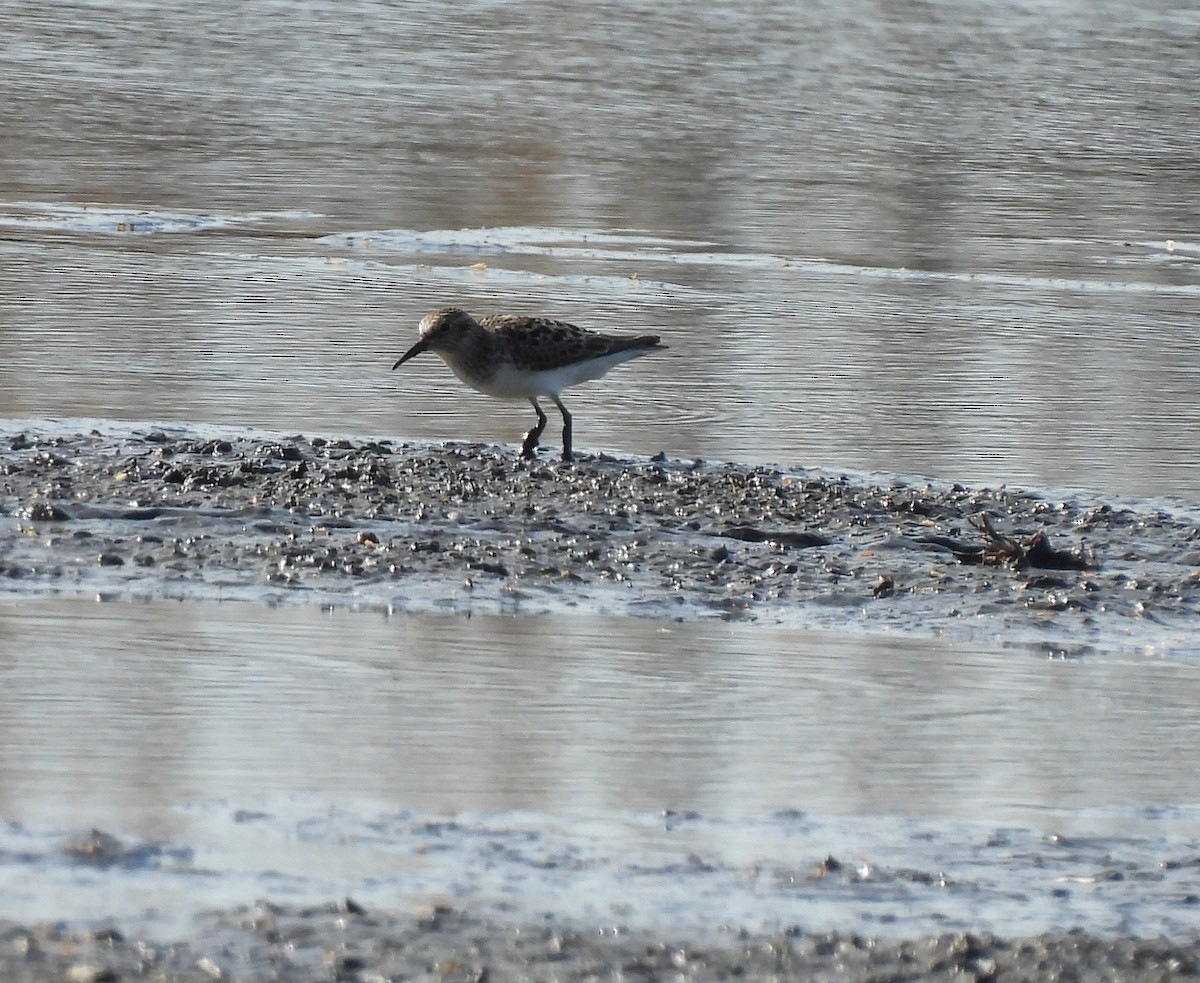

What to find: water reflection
left=1, top=598, right=1197, bottom=840
left=1, top=1, right=1199, bottom=495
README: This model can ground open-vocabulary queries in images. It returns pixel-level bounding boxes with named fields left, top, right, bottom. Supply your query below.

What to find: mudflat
left=3, top=901, right=1200, bottom=983
left=4, top=423, right=1200, bottom=978
left=1, top=424, right=1196, bottom=653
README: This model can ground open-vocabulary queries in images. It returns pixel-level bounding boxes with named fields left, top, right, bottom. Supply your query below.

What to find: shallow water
left=3, top=0, right=1200, bottom=945
left=2, top=1, right=1199, bottom=497
left=2, top=598, right=1200, bottom=938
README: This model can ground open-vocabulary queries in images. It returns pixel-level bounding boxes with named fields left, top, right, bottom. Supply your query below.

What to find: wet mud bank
left=5, top=424, right=1200, bottom=974
left=3, top=901, right=1199, bottom=983
left=2, top=422, right=1199, bottom=652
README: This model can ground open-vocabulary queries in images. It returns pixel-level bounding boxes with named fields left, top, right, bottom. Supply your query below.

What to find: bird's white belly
left=447, top=349, right=652, bottom=399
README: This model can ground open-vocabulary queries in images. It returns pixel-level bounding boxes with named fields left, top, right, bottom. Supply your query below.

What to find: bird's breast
left=467, top=361, right=549, bottom=398
left=434, top=350, right=520, bottom=398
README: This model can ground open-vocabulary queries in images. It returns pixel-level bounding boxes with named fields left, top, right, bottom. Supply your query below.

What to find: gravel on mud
left=1, top=424, right=1199, bottom=651
left=3, top=900, right=1200, bottom=983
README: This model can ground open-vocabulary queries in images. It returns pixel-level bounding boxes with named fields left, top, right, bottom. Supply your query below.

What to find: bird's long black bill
left=392, top=339, right=428, bottom=370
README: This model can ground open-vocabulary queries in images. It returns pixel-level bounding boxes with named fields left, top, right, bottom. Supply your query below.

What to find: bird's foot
left=520, top=433, right=541, bottom=459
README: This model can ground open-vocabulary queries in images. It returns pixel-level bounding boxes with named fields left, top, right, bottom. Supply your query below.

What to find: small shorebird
left=393, top=307, right=666, bottom=461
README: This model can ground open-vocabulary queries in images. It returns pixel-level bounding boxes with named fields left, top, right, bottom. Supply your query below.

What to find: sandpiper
left=392, top=307, right=666, bottom=461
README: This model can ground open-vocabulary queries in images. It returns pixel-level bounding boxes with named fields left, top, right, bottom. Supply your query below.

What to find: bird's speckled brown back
left=477, top=315, right=661, bottom=372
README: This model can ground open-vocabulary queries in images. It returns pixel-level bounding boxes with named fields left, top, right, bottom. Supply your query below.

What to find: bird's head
left=392, top=308, right=478, bottom=369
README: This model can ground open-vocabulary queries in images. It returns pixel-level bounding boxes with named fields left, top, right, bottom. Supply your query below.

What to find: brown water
left=6, top=600, right=1198, bottom=833
left=2, top=0, right=1200, bottom=940
left=2, top=598, right=1200, bottom=939
left=3, top=0, right=1199, bottom=495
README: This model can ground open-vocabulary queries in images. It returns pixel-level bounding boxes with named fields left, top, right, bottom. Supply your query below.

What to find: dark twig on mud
left=969, top=514, right=1096, bottom=570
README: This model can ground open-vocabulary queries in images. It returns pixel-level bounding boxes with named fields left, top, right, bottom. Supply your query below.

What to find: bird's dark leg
left=549, top=394, right=573, bottom=462
left=521, top=397, right=547, bottom=459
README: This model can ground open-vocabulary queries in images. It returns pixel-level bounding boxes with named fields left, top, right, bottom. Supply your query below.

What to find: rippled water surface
left=3, top=0, right=1200, bottom=942
left=2, top=598, right=1200, bottom=938
left=3, top=0, right=1199, bottom=495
